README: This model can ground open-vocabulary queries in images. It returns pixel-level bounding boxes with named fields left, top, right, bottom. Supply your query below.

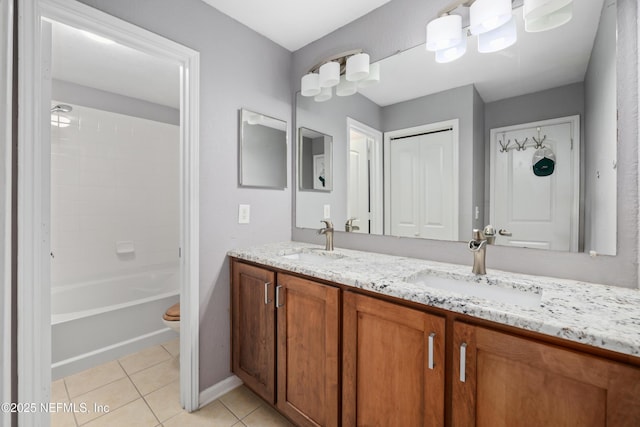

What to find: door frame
left=489, top=115, right=580, bottom=252
left=384, top=119, right=460, bottom=239
left=17, top=1, right=201, bottom=425
left=346, top=118, right=383, bottom=234
left=1, top=0, right=13, bottom=425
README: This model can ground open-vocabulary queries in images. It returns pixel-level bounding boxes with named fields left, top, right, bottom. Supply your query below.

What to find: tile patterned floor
left=51, top=339, right=294, bottom=427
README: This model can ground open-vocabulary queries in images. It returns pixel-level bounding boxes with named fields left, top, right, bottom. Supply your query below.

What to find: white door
left=347, top=119, right=383, bottom=235
left=348, top=131, right=369, bottom=233
left=490, top=116, right=579, bottom=251
left=389, top=129, right=456, bottom=240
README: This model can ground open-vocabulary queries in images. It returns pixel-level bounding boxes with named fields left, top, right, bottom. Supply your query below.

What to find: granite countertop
left=228, top=241, right=640, bottom=359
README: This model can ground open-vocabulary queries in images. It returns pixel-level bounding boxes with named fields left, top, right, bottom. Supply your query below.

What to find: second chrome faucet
left=318, top=220, right=334, bottom=251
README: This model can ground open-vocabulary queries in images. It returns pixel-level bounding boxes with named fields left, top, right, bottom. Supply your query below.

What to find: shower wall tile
left=51, top=102, right=180, bottom=286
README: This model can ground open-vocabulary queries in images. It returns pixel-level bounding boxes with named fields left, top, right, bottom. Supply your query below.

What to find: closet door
left=389, top=129, right=456, bottom=240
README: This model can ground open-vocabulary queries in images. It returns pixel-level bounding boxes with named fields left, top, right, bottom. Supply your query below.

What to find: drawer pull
left=460, top=343, right=467, bottom=383
left=276, top=285, right=284, bottom=308
left=264, top=282, right=272, bottom=305
left=428, top=332, right=435, bottom=370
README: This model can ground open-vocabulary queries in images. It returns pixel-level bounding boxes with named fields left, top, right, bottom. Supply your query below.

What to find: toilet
left=162, top=302, right=180, bottom=333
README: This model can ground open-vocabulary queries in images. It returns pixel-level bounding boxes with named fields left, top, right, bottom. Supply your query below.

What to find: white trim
left=18, top=1, right=201, bottom=425
left=0, top=0, right=13, bottom=425
left=346, top=118, right=383, bottom=234
left=489, top=115, right=581, bottom=252
left=198, top=375, right=243, bottom=408
left=384, top=120, right=460, bottom=240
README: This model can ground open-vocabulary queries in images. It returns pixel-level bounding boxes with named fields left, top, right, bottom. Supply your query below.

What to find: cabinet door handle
left=428, top=332, right=435, bottom=370
left=275, top=285, right=284, bottom=308
left=264, top=282, right=272, bottom=305
left=459, top=343, right=467, bottom=383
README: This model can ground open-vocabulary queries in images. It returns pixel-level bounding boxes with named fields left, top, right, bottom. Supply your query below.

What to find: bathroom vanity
left=229, top=242, right=640, bottom=426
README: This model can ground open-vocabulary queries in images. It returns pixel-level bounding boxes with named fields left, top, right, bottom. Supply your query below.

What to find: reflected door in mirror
left=490, top=116, right=580, bottom=251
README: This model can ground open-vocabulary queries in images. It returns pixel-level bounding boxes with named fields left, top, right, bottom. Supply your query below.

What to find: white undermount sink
left=405, top=272, right=542, bottom=309
left=280, top=250, right=345, bottom=263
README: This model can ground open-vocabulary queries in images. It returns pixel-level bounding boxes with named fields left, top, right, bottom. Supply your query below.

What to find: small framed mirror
left=298, top=127, right=333, bottom=192
left=239, top=108, right=288, bottom=189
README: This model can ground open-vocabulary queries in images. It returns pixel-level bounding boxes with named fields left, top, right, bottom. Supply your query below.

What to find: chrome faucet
left=345, top=218, right=360, bottom=232
left=468, top=225, right=512, bottom=275
left=318, top=220, right=334, bottom=251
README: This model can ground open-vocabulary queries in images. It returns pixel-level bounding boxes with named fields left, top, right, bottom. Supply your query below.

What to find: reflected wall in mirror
left=239, top=108, right=287, bottom=189
left=298, top=127, right=333, bottom=192
left=294, top=0, right=617, bottom=255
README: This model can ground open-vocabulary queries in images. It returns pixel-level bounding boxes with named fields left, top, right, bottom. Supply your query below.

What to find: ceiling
left=51, top=21, right=180, bottom=108
left=200, top=0, right=392, bottom=51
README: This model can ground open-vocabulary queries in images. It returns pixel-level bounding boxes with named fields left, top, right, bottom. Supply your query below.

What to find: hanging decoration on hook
left=532, top=147, right=556, bottom=177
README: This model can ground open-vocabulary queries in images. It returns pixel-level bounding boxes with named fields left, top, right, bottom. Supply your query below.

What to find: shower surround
left=50, top=101, right=180, bottom=378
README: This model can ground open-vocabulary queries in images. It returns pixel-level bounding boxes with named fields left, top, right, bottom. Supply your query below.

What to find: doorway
left=17, top=1, right=200, bottom=425
left=346, top=118, right=383, bottom=235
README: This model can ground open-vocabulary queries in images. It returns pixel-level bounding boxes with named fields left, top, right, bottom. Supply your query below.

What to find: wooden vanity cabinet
left=342, top=291, right=446, bottom=427
left=233, top=259, right=640, bottom=426
left=452, top=321, right=640, bottom=427
left=231, top=261, right=340, bottom=427
left=232, top=261, right=276, bottom=403
left=276, top=273, right=340, bottom=427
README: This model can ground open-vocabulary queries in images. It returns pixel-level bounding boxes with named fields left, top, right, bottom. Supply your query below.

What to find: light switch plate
left=238, top=204, right=250, bottom=224
left=323, top=204, right=331, bottom=219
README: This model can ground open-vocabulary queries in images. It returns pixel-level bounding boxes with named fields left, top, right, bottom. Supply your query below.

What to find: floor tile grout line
left=55, top=341, right=181, bottom=427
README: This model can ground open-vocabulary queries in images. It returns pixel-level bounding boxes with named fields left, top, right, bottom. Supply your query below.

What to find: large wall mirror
left=239, top=108, right=288, bottom=189
left=295, top=0, right=617, bottom=255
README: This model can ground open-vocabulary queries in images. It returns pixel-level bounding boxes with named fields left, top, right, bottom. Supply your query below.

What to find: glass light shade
left=301, top=73, right=320, bottom=97
left=435, top=34, right=467, bottom=63
left=525, top=3, right=572, bottom=32
left=314, top=86, right=332, bottom=102
left=469, top=0, right=513, bottom=35
left=478, top=17, right=517, bottom=53
left=346, top=53, right=370, bottom=82
left=357, top=62, right=380, bottom=88
left=319, top=61, right=340, bottom=88
left=336, top=75, right=358, bottom=96
left=524, top=0, right=572, bottom=22
left=426, top=14, right=463, bottom=51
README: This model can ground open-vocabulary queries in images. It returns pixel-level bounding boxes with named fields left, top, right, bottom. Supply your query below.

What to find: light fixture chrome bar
left=306, top=48, right=363, bottom=75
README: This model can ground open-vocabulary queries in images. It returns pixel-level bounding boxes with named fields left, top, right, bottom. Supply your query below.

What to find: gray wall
left=77, top=0, right=293, bottom=391
left=472, top=87, right=485, bottom=231
left=584, top=0, right=617, bottom=256
left=292, top=0, right=639, bottom=288
left=52, top=79, right=180, bottom=125
left=381, top=84, right=478, bottom=238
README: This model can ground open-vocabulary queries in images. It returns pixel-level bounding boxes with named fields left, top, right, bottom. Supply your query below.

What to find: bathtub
left=51, top=268, right=180, bottom=380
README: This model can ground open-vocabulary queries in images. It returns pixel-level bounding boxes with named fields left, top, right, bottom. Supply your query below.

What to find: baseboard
left=199, top=375, right=243, bottom=408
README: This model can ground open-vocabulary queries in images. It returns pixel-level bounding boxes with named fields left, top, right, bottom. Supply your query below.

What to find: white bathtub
left=51, top=268, right=179, bottom=380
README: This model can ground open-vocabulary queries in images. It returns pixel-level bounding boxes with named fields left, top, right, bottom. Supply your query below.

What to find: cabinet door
left=231, top=261, right=276, bottom=403
left=453, top=322, right=640, bottom=427
left=343, top=292, right=445, bottom=427
left=276, top=274, right=340, bottom=427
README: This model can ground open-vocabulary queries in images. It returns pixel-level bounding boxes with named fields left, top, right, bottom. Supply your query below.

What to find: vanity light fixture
left=300, top=49, right=380, bottom=102
left=426, top=0, right=572, bottom=63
